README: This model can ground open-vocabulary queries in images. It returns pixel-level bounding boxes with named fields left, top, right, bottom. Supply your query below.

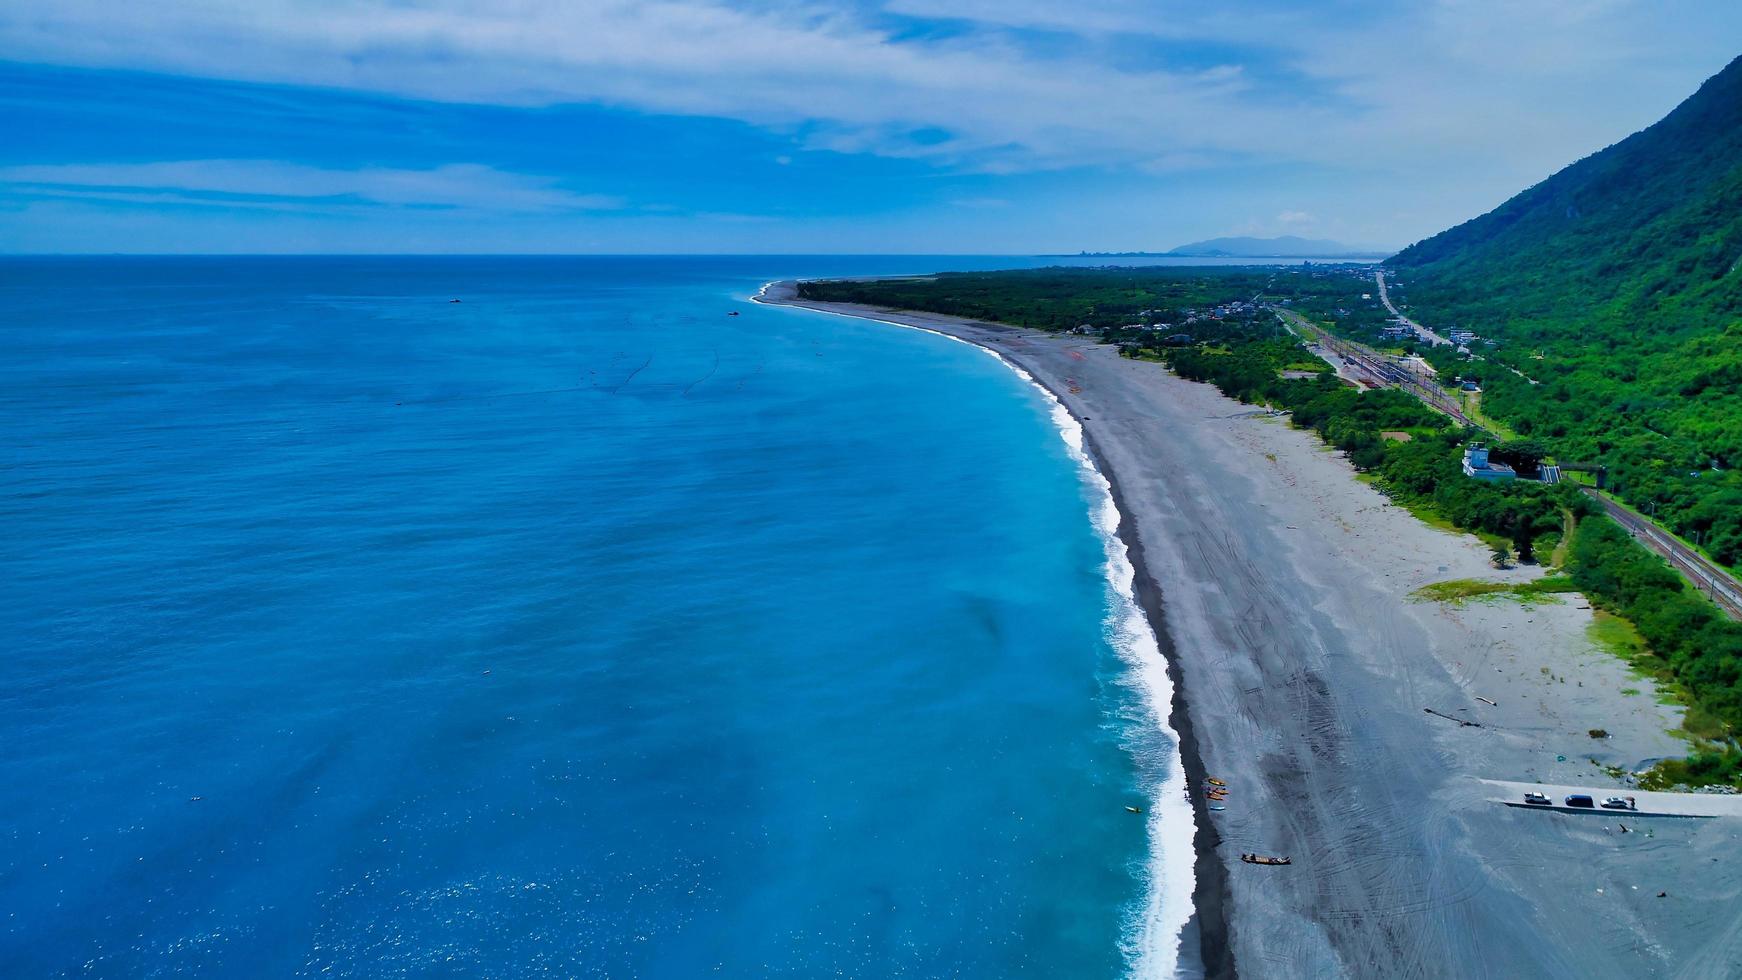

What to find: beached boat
left=1240, top=853, right=1291, bottom=866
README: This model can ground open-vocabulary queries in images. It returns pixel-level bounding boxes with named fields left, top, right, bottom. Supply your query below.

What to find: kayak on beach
left=1241, top=853, right=1291, bottom=866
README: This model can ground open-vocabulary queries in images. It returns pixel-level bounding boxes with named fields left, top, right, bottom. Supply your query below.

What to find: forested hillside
left=1388, top=54, right=1742, bottom=562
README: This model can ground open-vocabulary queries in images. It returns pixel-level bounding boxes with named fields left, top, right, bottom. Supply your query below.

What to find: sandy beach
left=759, top=282, right=1742, bottom=979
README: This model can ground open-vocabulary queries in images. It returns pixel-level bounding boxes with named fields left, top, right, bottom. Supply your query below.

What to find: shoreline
left=757, top=280, right=1737, bottom=977
left=756, top=281, right=1231, bottom=977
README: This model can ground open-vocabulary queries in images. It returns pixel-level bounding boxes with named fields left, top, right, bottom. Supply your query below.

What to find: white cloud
left=1277, top=210, right=1312, bottom=226
left=0, top=0, right=1311, bottom=172
left=0, top=0, right=1736, bottom=191
left=0, top=161, right=622, bottom=212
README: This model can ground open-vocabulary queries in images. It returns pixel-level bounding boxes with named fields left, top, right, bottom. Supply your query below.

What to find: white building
left=1462, top=444, right=1515, bottom=481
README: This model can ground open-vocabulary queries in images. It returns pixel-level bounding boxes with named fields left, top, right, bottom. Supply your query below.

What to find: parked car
left=1523, top=792, right=1551, bottom=805
left=1565, top=794, right=1596, bottom=808
left=1601, top=796, right=1637, bottom=810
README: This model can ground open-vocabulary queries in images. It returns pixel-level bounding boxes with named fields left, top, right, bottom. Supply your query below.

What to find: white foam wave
left=1042, top=399, right=1196, bottom=980
left=768, top=298, right=1198, bottom=977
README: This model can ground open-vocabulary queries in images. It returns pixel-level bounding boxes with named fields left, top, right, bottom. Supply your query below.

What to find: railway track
left=1274, top=309, right=1469, bottom=425
left=1581, top=488, right=1742, bottom=621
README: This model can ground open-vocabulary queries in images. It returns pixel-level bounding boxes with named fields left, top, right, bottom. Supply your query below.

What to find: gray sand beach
left=759, top=282, right=1742, bottom=979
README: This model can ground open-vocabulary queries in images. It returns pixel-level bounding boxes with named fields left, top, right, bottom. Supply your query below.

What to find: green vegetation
left=797, top=267, right=1276, bottom=334
left=1588, top=610, right=1650, bottom=664
left=1566, top=517, right=1742, bottom=728
left=1388, top=54, right=1742, bottom=568
left=1640, top=748, right=1742, bottom=790
left=1413, top=576, right=1579, bottom=604
left=805, top=263, right=1742, bottom=783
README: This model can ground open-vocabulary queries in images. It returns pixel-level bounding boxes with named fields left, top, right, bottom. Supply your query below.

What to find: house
left=1462, top=443, right=1515, bottom=481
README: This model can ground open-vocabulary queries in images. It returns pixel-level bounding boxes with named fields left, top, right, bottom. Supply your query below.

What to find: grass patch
left=1411, top=575, right=1579, bottom=605
left=1522, top=575, right=1579, bottom=594
left=1682, top=704, right=1732, bottom=741
left=1582, top=609, right=1728, bottom=746
left=1587, top=610, right=1689, bottom=701
left=1638, top=747, right=1742, bottom=790
left=1548, top=508, right=1576, bottom=568
left=1588, top=610, right=1650, bottom=664
left=1377, top=493, right=1462, bottom=535
left=1414, top=579, right=1512, bottom=602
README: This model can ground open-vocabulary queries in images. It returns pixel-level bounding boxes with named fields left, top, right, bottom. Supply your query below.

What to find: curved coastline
left=755, top=280, right=1229, bottom=979
left=754, top=275, right=1735, bottom=980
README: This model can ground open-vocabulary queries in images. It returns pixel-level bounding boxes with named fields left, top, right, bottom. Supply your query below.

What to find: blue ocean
left=1, top=256, right=1193, bottom=977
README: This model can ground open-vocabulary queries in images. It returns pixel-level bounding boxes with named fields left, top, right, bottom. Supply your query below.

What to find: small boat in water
left=1241, top=853, right=1291, bottom=866
left=1125, top=805, right=1143, bottom=814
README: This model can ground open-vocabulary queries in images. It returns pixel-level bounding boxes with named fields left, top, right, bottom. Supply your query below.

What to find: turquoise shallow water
left=2, top=256, right=1186, bottom=976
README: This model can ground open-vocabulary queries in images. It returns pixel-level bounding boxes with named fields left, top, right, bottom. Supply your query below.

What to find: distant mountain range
left=1061, top=236, right=1389, bottom=259
left=1165, top=236, right=1387, bottom=258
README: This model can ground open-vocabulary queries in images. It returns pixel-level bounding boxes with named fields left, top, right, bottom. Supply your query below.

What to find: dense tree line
left=798, top=268, right=1277, bottom=334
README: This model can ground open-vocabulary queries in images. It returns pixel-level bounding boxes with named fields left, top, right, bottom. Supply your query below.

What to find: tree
left=1512, top=523, right=1536, bottom=564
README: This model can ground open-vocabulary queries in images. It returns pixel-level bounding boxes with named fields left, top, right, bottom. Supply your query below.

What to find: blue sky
left=2, top=0, right=1739, bottom=253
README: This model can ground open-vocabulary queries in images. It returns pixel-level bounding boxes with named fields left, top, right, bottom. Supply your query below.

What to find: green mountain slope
left=1387, top=54, right=1742, bottom=563
left=1392, top=54, right=1742, bottom=335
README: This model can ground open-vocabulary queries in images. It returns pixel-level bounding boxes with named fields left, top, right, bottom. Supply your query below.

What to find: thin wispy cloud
left=0, top=161, right=622, bottom=213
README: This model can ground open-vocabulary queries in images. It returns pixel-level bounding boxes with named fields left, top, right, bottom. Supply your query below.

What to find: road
left=1374, top=270, right=1450, bottom=346
left=1582, top=488, right=1742, bottom=621
left=1378, top=270, right=1540, bottom=384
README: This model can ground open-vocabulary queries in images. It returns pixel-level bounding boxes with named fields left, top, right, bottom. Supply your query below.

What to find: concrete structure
left=1482, top=779, right=1742, bottom=819
left=1463, top=443, right=1516, bottom=481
